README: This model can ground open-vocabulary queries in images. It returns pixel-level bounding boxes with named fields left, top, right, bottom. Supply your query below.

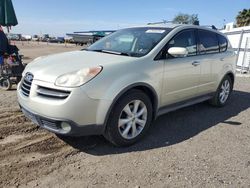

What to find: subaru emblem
left=25, top=73, right=33, bottom=82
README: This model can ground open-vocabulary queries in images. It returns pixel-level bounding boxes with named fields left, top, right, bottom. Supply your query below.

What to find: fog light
left=61, top=122, right=71, bottom=132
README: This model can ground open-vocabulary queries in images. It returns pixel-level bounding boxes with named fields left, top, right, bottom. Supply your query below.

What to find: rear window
left=198, top=30, right=219, bottom=54
left=218, top=34, right=228, bottom=52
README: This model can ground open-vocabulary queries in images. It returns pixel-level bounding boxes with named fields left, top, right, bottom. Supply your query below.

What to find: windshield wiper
left=101, top=50, right=130, bottom=56
left=86, top=49, right=130, bottom=56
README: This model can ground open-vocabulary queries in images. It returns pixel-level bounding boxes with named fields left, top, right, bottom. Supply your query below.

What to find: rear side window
left=198, top=30, right=219, bottom=54
left=218, top=34, right=228, bottom=52
left=167, top=29, right=197, bottom=57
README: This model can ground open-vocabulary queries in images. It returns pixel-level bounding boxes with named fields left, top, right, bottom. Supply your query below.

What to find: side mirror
left=168, top=47, right=188, bottom=58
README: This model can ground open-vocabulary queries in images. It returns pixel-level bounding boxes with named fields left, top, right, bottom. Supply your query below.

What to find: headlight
left=55, top=66, right=102, bottom=87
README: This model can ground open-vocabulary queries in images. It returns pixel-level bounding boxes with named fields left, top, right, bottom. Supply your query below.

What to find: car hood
left=24, top=50, right=134, bottom=83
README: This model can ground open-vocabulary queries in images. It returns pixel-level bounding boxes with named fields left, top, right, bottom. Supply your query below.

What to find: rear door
left=212, top=34, right=232, bottom=84
left=197, top=29, right=221, bottom=95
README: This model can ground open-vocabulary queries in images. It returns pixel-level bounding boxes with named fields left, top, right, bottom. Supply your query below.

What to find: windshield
left=87, top=27, right=172, bottom=57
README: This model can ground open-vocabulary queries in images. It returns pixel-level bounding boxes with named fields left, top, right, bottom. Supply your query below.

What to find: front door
left=161, top=29, right=201, bottom=106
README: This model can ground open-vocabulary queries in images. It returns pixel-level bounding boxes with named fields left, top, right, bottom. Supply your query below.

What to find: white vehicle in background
left=32, top=35, right=39, bottom=41
left=21, top=34, right=32, bottom=41
left=7, top=33, right=21, bottom=41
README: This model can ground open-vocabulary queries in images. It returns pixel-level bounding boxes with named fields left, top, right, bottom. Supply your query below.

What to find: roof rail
left=147, top=20, right=201, bottom=26
left=202, top=25, right=218, bottom=30
left=147, top=20, right=174, bottom=25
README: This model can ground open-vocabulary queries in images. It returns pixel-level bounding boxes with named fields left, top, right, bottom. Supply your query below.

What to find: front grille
left=21, top=73, right=33, bottom=97
left=37, top=86, right=70, bottom=99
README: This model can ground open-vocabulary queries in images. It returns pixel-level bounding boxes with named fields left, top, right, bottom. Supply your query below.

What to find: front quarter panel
left=81, top=59, right=164, bottom=101
left=80, top=59, right=164, bottom=124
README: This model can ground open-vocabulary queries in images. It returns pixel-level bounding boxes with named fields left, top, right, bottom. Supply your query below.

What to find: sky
left=6, top=0, right=250, bottom=36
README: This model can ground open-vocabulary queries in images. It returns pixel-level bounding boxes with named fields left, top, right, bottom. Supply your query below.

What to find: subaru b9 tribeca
left=17, top=24, right=236, bottom=146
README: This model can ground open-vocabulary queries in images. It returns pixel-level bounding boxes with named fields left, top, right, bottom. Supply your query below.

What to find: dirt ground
left=0, top=42, right=250, bottom=188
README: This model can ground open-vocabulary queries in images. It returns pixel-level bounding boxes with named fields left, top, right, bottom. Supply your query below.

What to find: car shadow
left=59, top=90, right=250, bottom=156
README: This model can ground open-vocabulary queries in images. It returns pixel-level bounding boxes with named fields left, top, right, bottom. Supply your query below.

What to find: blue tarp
left=0, top=56, right=3, bottom=65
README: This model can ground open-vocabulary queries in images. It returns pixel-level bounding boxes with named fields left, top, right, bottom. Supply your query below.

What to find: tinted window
left=198, top=30, right=219, bottom=54
left=218, top=34, right=228, bottom=52
left=167, top=30, right=197, bottom=57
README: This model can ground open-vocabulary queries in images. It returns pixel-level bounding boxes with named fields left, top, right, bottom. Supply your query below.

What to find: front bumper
left=17, top=78, right=112, bottom=136
left=20, top=105, right=104, bottom=136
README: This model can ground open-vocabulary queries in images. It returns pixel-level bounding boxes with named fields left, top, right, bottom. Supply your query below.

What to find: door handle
left=192, top=61, right=200, bottom=66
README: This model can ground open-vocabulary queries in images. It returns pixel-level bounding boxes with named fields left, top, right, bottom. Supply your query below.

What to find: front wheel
left=209, top=75, right=233, bottom=107
left=105, top=90, right=153, bottom=146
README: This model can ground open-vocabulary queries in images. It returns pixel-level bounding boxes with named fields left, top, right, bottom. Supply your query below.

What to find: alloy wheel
left=118, top=100, right=147, bottom=140
left=219, top=79, right=230, bottom=104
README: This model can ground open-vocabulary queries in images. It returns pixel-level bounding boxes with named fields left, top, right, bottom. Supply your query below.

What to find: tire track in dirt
left=0, top=45, right=83, bottom=187
left=0, top=132, right=79, bottom=187
left=0, top=104, right=80, bottom=187
left=0, top=108, right=45, bottom=138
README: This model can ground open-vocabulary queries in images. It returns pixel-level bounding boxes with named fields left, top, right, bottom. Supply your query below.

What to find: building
left=66, top=30, right=115, bottom=45
left=221, top=23, right=250, bottom=73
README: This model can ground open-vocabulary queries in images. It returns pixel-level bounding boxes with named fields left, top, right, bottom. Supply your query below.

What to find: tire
left=0, top=78, right=12, bottom=91
left=104, top=89, right=153, bottom=146
left=209, top=75, right=233, bottom=107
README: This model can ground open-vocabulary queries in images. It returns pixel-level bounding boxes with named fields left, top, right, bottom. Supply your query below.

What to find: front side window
left=198, top=30, right=219, bottom=54
left=87, top=27, right=172, bottom=57
left=167, top=30, right=197, bottom=58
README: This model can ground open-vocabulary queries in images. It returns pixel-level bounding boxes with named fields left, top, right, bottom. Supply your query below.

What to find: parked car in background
left=48, top=37, right=65, bottom=44
left=64, top=36, right=74, bottom=43
left=32, top=35, right=39, bottom=41
left=17, top=24, right=236, bottom=146
left=41, top=34, right=50, bottom=42
left=7, top=33, right=21, bottom=41
left=21, top=35, right=32, bottom=41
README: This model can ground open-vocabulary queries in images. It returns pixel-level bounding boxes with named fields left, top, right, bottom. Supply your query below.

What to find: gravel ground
left=0, top=42, right=249, bottom=188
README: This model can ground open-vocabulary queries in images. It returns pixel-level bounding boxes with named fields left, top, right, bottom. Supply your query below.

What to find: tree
left=236, top=9, right=250, bottom=27
left=172, top=13, right=199, bottom=25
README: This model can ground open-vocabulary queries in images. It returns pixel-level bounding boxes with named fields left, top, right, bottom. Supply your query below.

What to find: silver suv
left=17, top=24, right=236, bottom=146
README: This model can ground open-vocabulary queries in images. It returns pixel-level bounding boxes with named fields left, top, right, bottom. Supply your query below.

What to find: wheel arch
left=226, top=71, right=235, bottom=86
left=209, top=71, right=235, bottom=107
left=103, top=82, right=159, bottom=130
left=216, top=70, right=235, bottom=90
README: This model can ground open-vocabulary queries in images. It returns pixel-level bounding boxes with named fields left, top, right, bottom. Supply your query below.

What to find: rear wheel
left=209, top=75, right=233, bottom=107
left=105, top=90, right=153, bottom=146
left=0, top=78, right=12, bottom=90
